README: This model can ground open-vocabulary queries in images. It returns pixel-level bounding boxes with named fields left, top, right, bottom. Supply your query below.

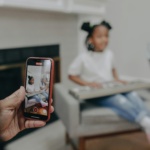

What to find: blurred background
left=1, top=0, right=150, bottom=150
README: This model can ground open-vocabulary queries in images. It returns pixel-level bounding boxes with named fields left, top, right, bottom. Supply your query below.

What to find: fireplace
left=0, top=44, right=60, bottom=99
left=0, top=67, right=22, bottom=99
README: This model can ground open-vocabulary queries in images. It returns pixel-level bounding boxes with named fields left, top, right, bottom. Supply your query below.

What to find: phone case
left=24, top=57, right=54, bottom=122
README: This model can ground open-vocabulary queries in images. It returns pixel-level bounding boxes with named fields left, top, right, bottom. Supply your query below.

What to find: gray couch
left=54, top=83, right=150, bottom=150
left=6, top=120, right=73, bottom=150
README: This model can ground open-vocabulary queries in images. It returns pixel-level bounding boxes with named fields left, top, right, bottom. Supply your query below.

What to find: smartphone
left=24, top=57, right=54, bottom=122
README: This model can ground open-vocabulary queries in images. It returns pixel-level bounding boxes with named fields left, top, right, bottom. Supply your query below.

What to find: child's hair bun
left=81, top=20, right=112, bottom=33
left=100, top=20, right=112, bottom=30
left=81, top=22, right=92, bottom=33
left=28, top=76, right=33, bottom=80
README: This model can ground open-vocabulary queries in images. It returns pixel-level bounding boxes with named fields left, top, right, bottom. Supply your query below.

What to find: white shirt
left=26, top=84, right=35, bottom=93
left=68, top=49, right=115, bottom=83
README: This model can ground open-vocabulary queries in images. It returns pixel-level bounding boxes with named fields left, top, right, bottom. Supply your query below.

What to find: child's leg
left=123, top=92, right=150, bottom=119
left=123, top=92, right=148, bottom=111
left=33, top=95, right=42, bottom=103
left=97, top=93, right=150, bottom=142
left=33, top=95, right=48, bottom=107
left=95, top=94, right=140, bottom=122
left=123, top=92, right=150, bottom=142
left=42, top=91, right=49, bottom=101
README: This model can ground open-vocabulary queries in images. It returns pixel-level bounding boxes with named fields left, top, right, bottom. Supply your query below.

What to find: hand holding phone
left=0, top=86, right=50, bottom=141
left=24, top=57, right=54, bottom=122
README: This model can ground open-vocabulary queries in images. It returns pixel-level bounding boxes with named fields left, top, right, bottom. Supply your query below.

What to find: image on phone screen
left=24, top=59, right=51, bottom=118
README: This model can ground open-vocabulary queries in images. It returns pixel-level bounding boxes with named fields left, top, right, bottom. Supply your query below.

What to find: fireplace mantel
left=0, top=0, right=107, bottom=15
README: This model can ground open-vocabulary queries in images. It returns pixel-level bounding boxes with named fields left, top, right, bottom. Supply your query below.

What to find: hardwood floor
left=86, top=132, right=150, bottom=150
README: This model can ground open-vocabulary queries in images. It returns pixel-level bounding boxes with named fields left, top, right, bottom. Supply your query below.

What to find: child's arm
left=68, top=75, right=102, bottom=88
left=112, top=68, right=127, bottom=84
left=112, top=68, right=120, bottom=81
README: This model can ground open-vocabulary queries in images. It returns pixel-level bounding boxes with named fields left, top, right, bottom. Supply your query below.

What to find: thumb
left=1, top=86, right=25, bottom=109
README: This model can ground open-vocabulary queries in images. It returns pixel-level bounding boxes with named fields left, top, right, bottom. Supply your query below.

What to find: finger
left=25, top=120, right=46, bottom=129
left=51, top=99, right=53, bottom=104
left=50, top=106, right=54, bottom=113
left=1, top=86, right=25, bottom=108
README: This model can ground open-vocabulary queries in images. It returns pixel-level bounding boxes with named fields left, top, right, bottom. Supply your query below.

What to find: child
left=40, top=77, right=49, bottom=100
left=26, top=76, right=48, bottom=107
left=68, top=20, right=150, bottom=142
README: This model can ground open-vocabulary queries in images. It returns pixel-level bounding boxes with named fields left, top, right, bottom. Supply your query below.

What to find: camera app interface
left=25, top=60, right=51, bottom=116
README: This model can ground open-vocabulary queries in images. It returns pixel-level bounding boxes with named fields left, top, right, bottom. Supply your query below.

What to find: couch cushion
left=81, top=102, right=124, bottom=125
left=6, top=121, right=66, bottom=150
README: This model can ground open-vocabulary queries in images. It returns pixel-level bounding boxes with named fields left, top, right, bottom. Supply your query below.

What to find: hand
left=116, top=79, right=128, bottom=84
left=86, top=82, right=102, bottom=88
left=0, top=86, right=54, bottom=141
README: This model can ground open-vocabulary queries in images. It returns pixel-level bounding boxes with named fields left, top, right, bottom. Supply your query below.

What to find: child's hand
left=86, top=82, right=102, bottom=88
left=116, top=79, right=128, bottom=84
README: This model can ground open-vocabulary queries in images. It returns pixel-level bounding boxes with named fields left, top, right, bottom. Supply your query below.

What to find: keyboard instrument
left=69, top=81, right=150, bottom=101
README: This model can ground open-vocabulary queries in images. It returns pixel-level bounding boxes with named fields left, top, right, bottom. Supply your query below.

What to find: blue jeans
left=42, top=91, right=49, bottom=101
left=89, top=92, right=150, bottom=123
left=30, top=95, right=42, bottom=103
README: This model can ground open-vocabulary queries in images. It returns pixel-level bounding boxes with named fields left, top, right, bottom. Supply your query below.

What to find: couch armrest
left=54, top=83, right=80, bottom=138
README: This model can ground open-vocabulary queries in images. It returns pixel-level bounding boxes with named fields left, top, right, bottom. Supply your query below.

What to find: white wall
left=2, top=0, right=149, bottom=84
left=0, top=8, right=78, bottom=83
left=105, top=0, right=150, bottom=79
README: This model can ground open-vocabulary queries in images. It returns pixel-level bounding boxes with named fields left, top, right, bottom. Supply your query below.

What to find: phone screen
left=24, top=58, right=51, bottom=120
